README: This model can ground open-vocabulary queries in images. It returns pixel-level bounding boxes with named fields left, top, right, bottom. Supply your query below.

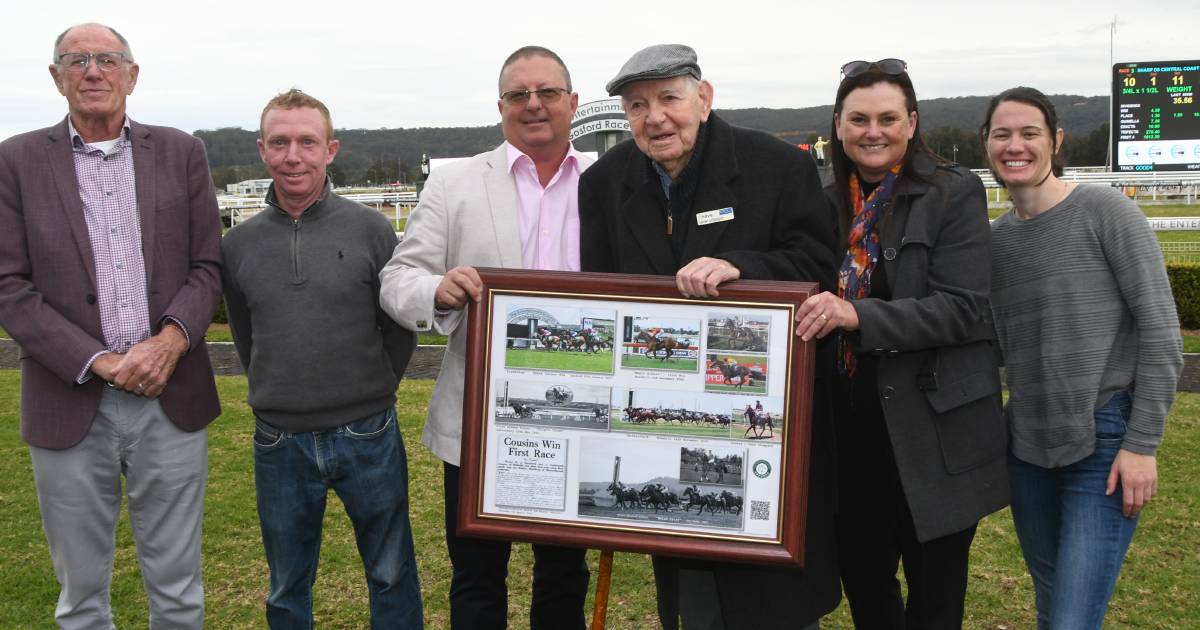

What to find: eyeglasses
left=56, top=51, right=131, bottom=74
left=500, top=87, right=570, bottom=106
left=840, top=58, right=908, bottom=79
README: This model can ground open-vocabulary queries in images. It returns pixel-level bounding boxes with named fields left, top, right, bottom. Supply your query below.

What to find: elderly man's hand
left=109, top=326, right=188, bottom=398
left=434, top=266, right=484, bottom=310
left=676, top=257, right=740, bottom=298
left=90, top=352, right=123, bottom=383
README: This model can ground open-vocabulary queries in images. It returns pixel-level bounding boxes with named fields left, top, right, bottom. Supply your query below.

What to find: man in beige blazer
left=379, top=46, right=594, bottom=630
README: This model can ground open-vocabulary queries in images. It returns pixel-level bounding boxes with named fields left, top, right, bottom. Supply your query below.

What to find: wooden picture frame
left=458, top=268, right=817, bottom=567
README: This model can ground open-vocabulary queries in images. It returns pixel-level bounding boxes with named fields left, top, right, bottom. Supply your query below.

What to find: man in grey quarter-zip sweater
left=221, top=89, right=422, bottom=628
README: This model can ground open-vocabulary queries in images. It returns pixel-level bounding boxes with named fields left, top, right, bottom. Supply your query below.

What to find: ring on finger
left=819, top=313, right=829, bottom=322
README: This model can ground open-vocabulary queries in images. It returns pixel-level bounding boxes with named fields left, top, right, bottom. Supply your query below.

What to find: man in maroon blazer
left=0, top=23, right=222, bottom=628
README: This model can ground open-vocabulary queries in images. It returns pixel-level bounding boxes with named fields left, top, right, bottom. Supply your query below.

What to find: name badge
left=696, top=207, right=735, bottom=226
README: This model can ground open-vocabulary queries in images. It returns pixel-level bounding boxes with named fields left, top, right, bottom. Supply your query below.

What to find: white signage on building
left=570, top=118, right=631, bottom=142
left=572, top=99, right=624, bottom=123
left=1148, top=217, right=1200, bottom=231
left=570, top=98, right=629, bottom=141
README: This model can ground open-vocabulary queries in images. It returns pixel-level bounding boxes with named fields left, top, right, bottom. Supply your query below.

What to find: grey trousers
left=30, top=387, right=208, bottom=630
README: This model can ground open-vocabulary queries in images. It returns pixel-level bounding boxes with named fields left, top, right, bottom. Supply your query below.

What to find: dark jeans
left=1009, top=391, right=1139, bottom=630
left=443, top=462, right=589, bottom=630
left=254, top=408, right=422, bottom=629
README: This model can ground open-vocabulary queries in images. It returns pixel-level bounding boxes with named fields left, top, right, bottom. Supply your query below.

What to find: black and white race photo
left=493, top=379, right=611, bottom=431
left=576, top=437, right=746, bottom=531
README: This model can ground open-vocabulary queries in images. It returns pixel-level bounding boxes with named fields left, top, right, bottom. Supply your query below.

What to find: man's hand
left=676, top=257, right=740, bottom=298
left=1107, top=449, right=1158, bottom=518
left=90, top=352, right=123, bottom=383
left=434, top=266, right=483, bottom=310
left=109, top=326, right=188, bottom=398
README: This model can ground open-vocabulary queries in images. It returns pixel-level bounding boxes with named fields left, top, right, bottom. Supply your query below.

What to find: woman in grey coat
left=795, top=59, right=1009, bottom=628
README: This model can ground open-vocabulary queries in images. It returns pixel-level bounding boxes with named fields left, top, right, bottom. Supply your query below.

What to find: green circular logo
left=752, top=459, right=772, bottom=479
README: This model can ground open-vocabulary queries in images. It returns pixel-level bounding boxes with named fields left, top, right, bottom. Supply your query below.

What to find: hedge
left=1169, top=263, right=1200, bottom=329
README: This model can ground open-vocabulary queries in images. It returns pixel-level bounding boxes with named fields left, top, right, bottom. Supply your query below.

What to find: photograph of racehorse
left=612, top=388, right=738, bottom=439
left=705, top=314, right=770, bottom=353
left=576, top=437, right=745, bottom=530
left=503, top=302, right=616, bottom=374
left=678, top=446, right=744, bottom=487
left=493, top=379, right=611, bottom=431
left=620, top=316, right=700, bottom=373
left=731, top=398, right=784, bottom=442
left=704, top=353, right=769, bottom=395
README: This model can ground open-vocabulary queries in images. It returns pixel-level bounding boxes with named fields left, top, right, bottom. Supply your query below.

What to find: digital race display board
left=1112, top=60, right=1200, bottom=172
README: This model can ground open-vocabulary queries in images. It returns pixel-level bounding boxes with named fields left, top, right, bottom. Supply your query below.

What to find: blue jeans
left=1008, top=391, right=1139, bottom=630
left=254, top=407, right=422, bottom=629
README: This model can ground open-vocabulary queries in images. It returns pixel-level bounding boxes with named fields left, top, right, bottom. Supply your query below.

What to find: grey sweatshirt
left=991, top=184, right=1182, bottom=468
left=221, top=185, right=415, bottom=432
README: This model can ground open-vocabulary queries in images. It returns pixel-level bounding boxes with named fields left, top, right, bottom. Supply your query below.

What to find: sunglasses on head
left=840, top=58, right=908, bottom=79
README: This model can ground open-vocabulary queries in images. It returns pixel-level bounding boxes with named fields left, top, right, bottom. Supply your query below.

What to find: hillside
left=720, top=94, right=1107, bottom=142
left=198, top=94, right=1110, bottom=187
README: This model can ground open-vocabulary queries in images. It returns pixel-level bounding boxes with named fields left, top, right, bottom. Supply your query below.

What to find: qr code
left=750, top=500, right=771, bottom=521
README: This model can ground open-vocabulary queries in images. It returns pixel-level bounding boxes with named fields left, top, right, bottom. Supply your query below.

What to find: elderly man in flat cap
left=579, top=44, right=841, bottom=629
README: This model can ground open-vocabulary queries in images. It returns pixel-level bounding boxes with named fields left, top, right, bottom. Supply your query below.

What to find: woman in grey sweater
left=983, top=86, right=1183, bottom=629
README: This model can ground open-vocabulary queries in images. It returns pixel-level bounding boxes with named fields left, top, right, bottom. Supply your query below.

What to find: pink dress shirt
left=506, top=142, right=582, bottom=272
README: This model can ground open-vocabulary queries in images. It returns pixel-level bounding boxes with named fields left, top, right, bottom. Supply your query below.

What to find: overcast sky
left=4, top=0, right=1197, bottom=141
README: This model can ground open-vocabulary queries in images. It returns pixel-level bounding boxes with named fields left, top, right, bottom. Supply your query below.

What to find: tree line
left=197, top=94, right=1110, bottom=190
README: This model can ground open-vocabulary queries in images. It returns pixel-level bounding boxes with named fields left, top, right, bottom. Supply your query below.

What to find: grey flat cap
left=605, top=44, right=701, bottom=96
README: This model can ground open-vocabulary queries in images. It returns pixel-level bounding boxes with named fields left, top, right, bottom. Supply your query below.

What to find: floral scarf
left=837, top=164, right=902, bottom=375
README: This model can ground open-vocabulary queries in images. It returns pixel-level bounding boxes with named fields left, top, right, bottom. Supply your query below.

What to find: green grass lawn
left=1157, top=230, right=1200, bottom=244
left=1134, top=203, right=1200, bottom=217
left=1, top=371, right=1197, bottom=628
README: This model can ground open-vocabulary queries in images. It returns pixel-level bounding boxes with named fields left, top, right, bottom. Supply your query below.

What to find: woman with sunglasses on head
left=983, top=87, right=1182, bottom=629
left=795, top=59, right=1009, bottom=628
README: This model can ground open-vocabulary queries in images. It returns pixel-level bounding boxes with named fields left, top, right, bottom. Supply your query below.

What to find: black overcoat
left=829, top=153, right=1010, bottom=542
left=579, top=113, right=842, bottom=627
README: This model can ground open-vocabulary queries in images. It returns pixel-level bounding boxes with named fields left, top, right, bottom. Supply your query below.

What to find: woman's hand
left=794, top=291, right=859, bottom=342
left=1107, top=450, right=1158, bottom=518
